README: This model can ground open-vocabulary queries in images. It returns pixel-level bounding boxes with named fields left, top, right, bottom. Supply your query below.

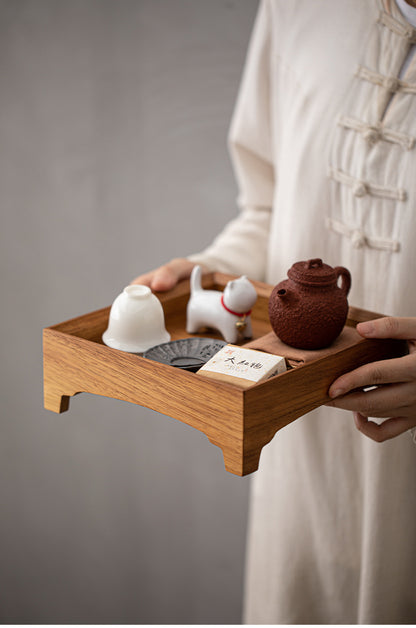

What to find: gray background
left=0, top=0, right=258, bottom=623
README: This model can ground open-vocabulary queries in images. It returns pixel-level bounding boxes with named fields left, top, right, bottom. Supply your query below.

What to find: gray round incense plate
left=143, top=337, right=227, bottom=372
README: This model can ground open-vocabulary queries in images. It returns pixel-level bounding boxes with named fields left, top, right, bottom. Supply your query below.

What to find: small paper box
left=197, top=344, right=287, bottom=388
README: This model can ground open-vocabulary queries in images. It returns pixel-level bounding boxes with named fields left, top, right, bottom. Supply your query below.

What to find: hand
left=130, top=258, right=208, bottom=292
left=327, top=317, right=416, bottom=442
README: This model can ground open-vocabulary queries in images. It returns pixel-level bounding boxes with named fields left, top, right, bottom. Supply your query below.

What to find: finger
left=328, top=381, right=415, bottom=418
left=353, top=411, right=413, bottom=442
left=130, top=272, right=155, bottom=287
left=150, top=259, right=199, bottom=291
left=130, top=259, right=198, bottom=292
left=328, top=352, right=416, bottom=398
left=131, top=267, right=179, bottom=292
left=357, top=316, right=416, bottom=341
left=150, top=265, right=182, bottom=292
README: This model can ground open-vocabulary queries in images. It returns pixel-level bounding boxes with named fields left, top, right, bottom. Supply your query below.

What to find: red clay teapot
left=268, top=258, right=351, bottom=350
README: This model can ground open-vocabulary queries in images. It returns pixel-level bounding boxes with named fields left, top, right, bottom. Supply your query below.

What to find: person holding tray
left=132, top=0, right=416, bottom=623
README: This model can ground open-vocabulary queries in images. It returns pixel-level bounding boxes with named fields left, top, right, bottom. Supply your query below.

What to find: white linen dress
left=189, top=0, right=416, bottom=623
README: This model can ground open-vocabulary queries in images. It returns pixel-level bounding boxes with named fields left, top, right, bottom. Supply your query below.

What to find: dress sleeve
left=188, top=0, right=275, bottom=282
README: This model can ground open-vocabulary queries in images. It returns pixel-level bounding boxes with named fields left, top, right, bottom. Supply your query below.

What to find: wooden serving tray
left=43, top=273, right=405, bottom=476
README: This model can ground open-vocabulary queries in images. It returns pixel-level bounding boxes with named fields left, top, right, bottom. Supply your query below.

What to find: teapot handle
left=334, top=266, right=351, bottom=296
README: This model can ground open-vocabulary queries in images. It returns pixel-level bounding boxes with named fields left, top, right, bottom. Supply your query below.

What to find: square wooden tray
left=43, top=273, right=405, bottom=476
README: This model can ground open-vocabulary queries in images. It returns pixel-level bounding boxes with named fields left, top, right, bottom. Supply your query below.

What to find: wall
left=0, top=0, right=258, bottom=623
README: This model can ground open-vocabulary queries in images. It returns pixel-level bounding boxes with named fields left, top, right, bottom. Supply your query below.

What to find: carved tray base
left=43, top=273, right=405, bottom=476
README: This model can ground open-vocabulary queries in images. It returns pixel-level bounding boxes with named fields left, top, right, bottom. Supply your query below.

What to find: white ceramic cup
left=102, top=285, right=170, bottom=353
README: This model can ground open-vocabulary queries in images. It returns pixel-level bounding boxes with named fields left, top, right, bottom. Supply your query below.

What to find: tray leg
left=44, top=393, right=70, bottom=413
left=43, top=330, right=84, bottom=414
left=43, top=384, right=73, bottom=414
left=241, top=446, right=263, bottom=476
left=43, top=360, right=79, bottom=414
left=207, top=437, right=262, bottom=477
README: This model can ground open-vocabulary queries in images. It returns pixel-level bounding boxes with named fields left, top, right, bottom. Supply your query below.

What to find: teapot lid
left=288, top=258, right=337, bottom=287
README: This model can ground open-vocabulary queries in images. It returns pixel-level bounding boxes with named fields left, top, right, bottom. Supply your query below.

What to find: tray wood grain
left=43, top=273, right=406, bottom=476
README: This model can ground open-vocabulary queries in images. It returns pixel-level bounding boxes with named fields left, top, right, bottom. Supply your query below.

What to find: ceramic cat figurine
left=186, top=265, right=257, bottom=343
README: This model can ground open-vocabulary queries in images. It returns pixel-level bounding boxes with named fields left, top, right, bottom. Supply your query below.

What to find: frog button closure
left=351, top=229, right=366, bottom=248
left=383, top=76, right=399, bottom=92
left=363, top=126, right=381, bottom=144
left=353, top=181, right=368, bottom=197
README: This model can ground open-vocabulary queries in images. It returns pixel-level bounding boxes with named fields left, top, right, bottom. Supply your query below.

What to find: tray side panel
left=242, top=337, right=407, bottom=466
left=48, top=306, right=111, bottom=341
left=43, top=328, right=250, bottom=475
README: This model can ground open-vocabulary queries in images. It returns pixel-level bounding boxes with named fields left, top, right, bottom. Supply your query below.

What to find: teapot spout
left=277, top=288, right=288, bottom=298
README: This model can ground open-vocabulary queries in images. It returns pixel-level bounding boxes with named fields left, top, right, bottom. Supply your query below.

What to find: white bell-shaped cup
left=102, top=285, right=170, bottom=353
